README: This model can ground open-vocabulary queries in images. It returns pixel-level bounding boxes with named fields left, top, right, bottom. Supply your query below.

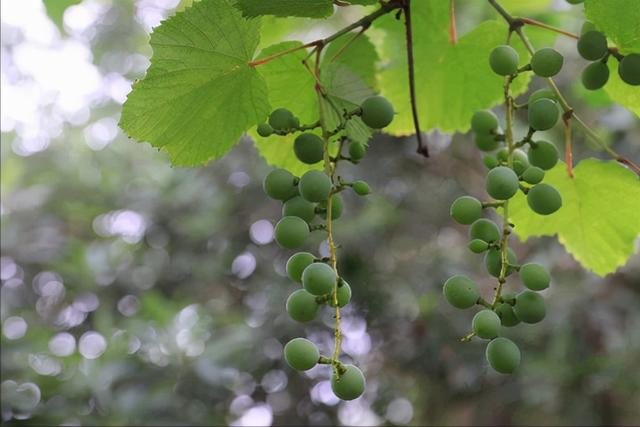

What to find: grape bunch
left=257, top=95, right=394, bottom=399
left=443, top=43, right=564, bottom=374
left=577, top=22, right=640, bottom=89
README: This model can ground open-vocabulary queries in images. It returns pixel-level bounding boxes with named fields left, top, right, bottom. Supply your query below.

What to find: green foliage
left=235, top=0, right=334, bottom=18
left=585, top=0, right=640, bottom=53
left=510, top=160, right=640, bottom=276
left=43, top=0, right=82, bottom=30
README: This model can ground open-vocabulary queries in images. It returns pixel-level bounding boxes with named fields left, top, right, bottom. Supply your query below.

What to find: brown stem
left=449, top=0, right=457, bottom=45
left=563, top=113, right=574, bottom=178
left=519, top=17, right=578, bottom=40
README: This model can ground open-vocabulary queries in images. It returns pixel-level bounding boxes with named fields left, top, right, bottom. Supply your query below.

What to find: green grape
left=580, top=21, right=596, bottom=35
left=257, top=123, right=273, bottom=137
left=472, top=310, right=501, bottom=339
left=520, top=263, right=550, bottom=291
left=469, top=219, right=501, bottom=243
left=349, top=141, right=367, bottom=161
left=528, top=88, right=557, bottom=105
left=286, top=252, right=315, bottom=283
left=286, top=289, right=319, bottom=322
left=468, top=239, right=490, bottom=253
left=283, top=196, right=316, bottom=223
left=566, top=0, right=584, bottom=4
left=512, top=149, right=530, bottom=176
left=302, top=262, right=337, bottom=296
left=443, top=275, right=480, bottom=309
left=450, top=196, right=482, bottom=225
left=263, top=168, right=298, bottom=201
left=484, top=247, right=517, bottom=278
left=618, top=53, right=640, bottom=86
left=269, top=108, right=296, bottom=130
left=360, top=95, right=394, bottom=129
left=475, top=132, right=500, bottom=152
left=290, top=115, right=300, bottom=129
left=275, top=216, right=309, bottom=249
left=299, top=170, right=332, bottom=202
left=522, top=166, right=545, bottom=185
left=495, top=301, right=520, bottom=327
left=486, top=166, right=519, bottom=200
left=527, top=183, right=562, bottom=215
left=514, top=290, right=546, bottom=324
left=328, top=281, right=352, bottom=308
left=581, top=61, right=610, bottom=90
left=318, top=194, right=344, bottom=220
left=471, top=110, right=499, bottom=134
left=486, top=337, right=521, bottom=374
left=528, top=99, right=559, bottom=131
left=530, top=47, right=564, bottom=77
left=577, top=31, right=608, bottom=61
left=483, top=155, right=499, bottom=169
left=489, top=45, right=520, bottom=76
left=284, top=338, right=319, bottom=371
left=528, top=140, right=559, bottom=170
left=352, top=180, right=371, bottom=196
left=294, top=133, right=324, bottom=164
left=496, top=148, right=509, bottom=163
left=331, top=364, right=365, bottom=400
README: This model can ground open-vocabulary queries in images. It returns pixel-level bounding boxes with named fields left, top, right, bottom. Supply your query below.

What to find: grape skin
left=484, top=247, right=517, bottom=278
left=257, top=123, right=273, bottom=137
left=528, top=99, right=559, bottom=131
left=468, top=239, right=489, bottom=253
left=486, top=337, right=521, bottom=374
left=486, top=166, right=519, bottom=200
left=352, top=181, right=371, bottom=196
left=472, top=310, right=501, bottom=339
left=495, top=301, right=520, bottom=327
left=531, top=47, right=564, bottom=77
left=528, top=89, right=557, bottom=105
left=577, top=31, right=608, bottom=61
left=275, top=216, right=309, bottom=249
left=349, top=142, right=367, bottom=161
left=269, top=108, right=296, bottom=130
left=286, top=252, right=315, bottom=283
left=443, top=275, right=480, bottom=309
left=286, top=289, right=319, bottom=322
left=450, top=196, right=482, bottom=225
left=284, top=338, right=319, bottom=371
left=331, top=365, right=366, bottom=400
left=302, top=263, right=337, bottom=296
left=489, top=45, right=520, bottom=76
left=471, top=110, right=499, bottom=134
left=318, top=195, right=344, bottom=220
left=581, top=61, right=610, bottom=90
left=299, top=170, right=332, bottom=202
left=283, top=196, right=316, bottom=223
left=328, top=281, right=352, bottom=308
left=514, top=290, right=546, bottom=324
left=361, top=96, right=394, bottom=129
left=527, top=183, right=562, bottom=215
left=520, top=263, right=550, bottom=291
left=528, top=140, right=559, bottom=170
left=522, top=166, right=545, bottom=185
left=263, top=169, right=298, bottom=201
left=618, top=53, right=640, bottom=86
left=469, top=218, right=501, bottom=243
left=294, top=133, right=324, bottom=164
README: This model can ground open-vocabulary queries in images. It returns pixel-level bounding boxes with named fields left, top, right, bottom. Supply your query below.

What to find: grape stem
left=487, top=0, right=640, bottom=177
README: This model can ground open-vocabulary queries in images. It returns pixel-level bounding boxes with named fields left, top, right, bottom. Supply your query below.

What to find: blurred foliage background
left=1, top=0, right=639, bottom=426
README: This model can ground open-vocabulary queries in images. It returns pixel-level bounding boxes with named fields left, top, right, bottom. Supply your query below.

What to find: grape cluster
left=443, top=43, right=564, bottom=374
left=258, top=95, right=394, bottom=399
left=577, top=22, right=640, bottom=89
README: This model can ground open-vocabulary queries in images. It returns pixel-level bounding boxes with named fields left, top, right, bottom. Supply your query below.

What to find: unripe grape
left=331, top=364, right=365, bottom=400
left=286, top=289, right=319, bottom=322
left=289, top=115, right=300, bottom=129
left=566, top=0, right=584, bottom=4
left=495, top=301, right=520, bottom=327
left=489, top=45, right=520, bottom=76
left=302, top=262, right=337, bottom=296
left=468, top=239, right=489, bottom=253
left=469, top=218, right=501, bottom=243
left=483, top=155, right=499, bottom=170
left=318, top=194, right=344, bottom=220
left=284, top=338, right=319, bottom=371
left=349, top=141, right=367, bottom=161
left=299, top=170, right=332, bottom=202
left=450, top=196, right=482, bottom=225
left=263, top=168, right=298, bottom=201
left=294, top=133, right=324, bottom=164
left=618, top=53, right=640, bottom=86
left=528, top=140, right=559, bottom=170
left=512, top=149, right=530, bottom=176
left=577, top=31, right=608, bottom=61
left=443, top=275, right=480, bottom=309
left=527, top=183, right=562, bottom=215
left=528, top=99, right=559, bottom=131
left=522, top=166, right=545, bottom=185
left=475, top=133, right=499, bottom=152
left=275, top=216, right=309, bottom=249
left=471, top=110, right=499, bottom=134
left=514, top=290, right=546, bottom=323
left=360, top=95, right=394, bottom=129
left=352, top=180, right=371, bottom=196
left=531, top=47, right=564, bottom=77
left=484, top=247, right=517, bottom=278
left=520, top=263, right=550, bottom=291
left=472, top=310, right=501, bottom=339
left=496, top=148, right=509, bottom=163
left=486, top=337, right=521, bottom=374
left=581, top=61, right=609, bottom=90
left=257, top=122, right=273, bottom=137
left=286, top=252, right=315, bottom=283
left=486, top=166, right=519, bottom=200
left=283, top=196, right=316, bottom=223
left=328, top=281, right=351, bottom=308
left=528, top=89, right=557, bottom=105
left=269, top=108, right=296, bottom=130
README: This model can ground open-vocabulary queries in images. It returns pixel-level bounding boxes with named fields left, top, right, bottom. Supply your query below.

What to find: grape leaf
left=585, top=0, right=640, bottom=53
left=509, top=159, right=640, bottom=276
left=43, top=0, right=81, bottom=30
left=120, top=0, right=270, bottom=166
left=603, top=57, right=640, bottom=116
left=235, top=0, right=334, bottom=19
left=375, top=0, right=534, bottom=135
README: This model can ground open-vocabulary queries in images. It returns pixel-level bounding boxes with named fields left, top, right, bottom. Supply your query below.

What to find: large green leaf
left=120, top=0, right=270, bottom=166
left=509, top=159, right=640, bottom=276
left=375, top=0, right=534, bottom=135
left=43, top=0, right=81, bottom=30
left=235, top=0, right=334, bottom=18
left=585, top=0, right=640, bottom=53
left=603, top=53, right=640, bottom=117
